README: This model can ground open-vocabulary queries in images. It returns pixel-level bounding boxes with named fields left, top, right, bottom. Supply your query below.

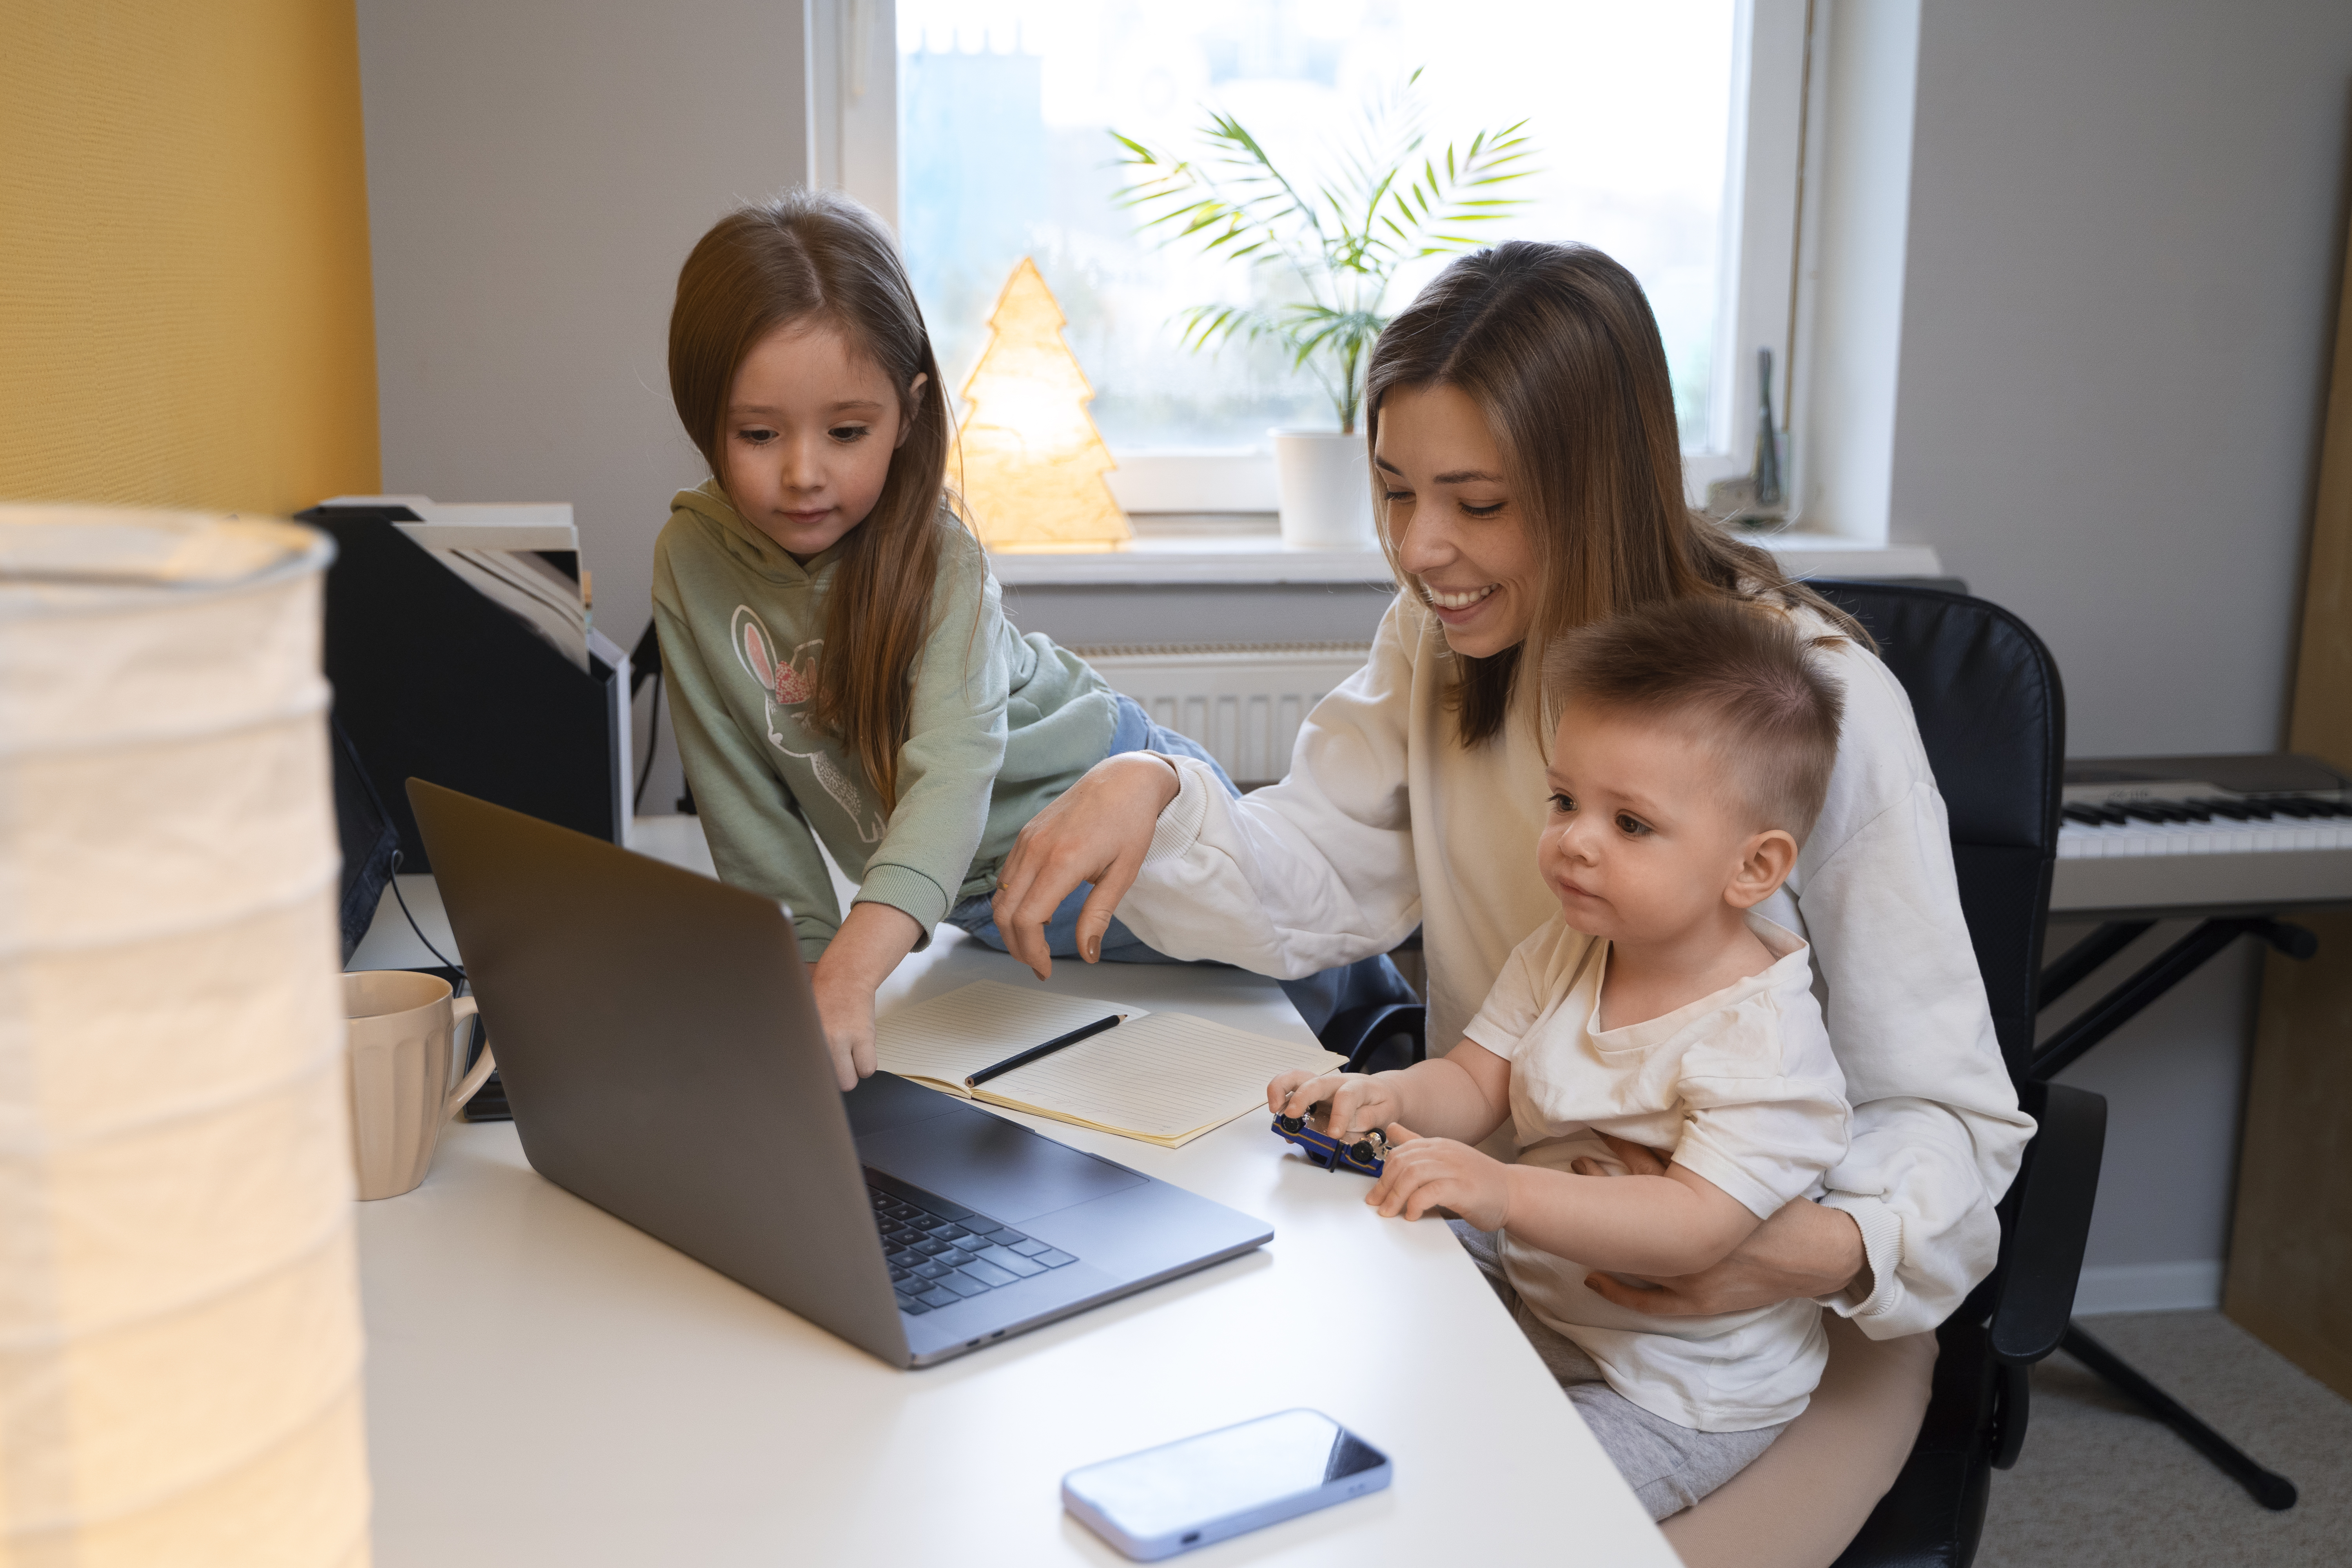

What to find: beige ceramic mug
left=343, top=971, right=497, bottom=1200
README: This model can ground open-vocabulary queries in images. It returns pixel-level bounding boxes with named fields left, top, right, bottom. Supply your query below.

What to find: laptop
left=407, top=779, right=1273, bottom=1368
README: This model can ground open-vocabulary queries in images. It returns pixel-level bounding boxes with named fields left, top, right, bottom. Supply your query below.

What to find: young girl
left=652, top=189, right=1406, bottom=1091
left=992, top=242, right=2033, bottom=1566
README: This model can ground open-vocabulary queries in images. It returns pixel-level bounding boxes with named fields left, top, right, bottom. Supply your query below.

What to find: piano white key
left=2058, top=805, right=2352, bottom=869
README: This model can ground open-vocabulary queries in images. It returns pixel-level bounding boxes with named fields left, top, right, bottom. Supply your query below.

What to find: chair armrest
left=1987, top=1080, right=2107, bottom=1364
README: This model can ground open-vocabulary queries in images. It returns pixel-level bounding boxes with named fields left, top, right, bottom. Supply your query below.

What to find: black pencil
left=965, top=1014, right=1127, bottom=1088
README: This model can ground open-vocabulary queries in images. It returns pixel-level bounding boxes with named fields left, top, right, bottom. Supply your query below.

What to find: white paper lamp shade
left=0, top=507, right=368, bottom=1566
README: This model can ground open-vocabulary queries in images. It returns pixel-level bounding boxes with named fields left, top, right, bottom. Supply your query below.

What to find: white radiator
left=1074, top=642, right=1374, bottom=788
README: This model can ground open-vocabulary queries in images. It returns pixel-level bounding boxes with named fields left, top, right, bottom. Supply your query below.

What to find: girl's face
left=1376, top=381, right=1538, bottom=659
left=721, top=320, right=925, bottom=561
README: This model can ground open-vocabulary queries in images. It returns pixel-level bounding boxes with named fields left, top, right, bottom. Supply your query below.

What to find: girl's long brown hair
left=1364, top=240, right=1866, bottom=746
left=670, top=189, right=958, bottom=813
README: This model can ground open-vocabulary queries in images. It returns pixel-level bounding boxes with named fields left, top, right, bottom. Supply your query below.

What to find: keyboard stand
left=2030, top=915, right=2319, bottom=1510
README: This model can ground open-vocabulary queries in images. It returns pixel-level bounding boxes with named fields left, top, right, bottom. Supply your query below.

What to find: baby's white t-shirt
left=1462, top=912, right=1851, bottom=1432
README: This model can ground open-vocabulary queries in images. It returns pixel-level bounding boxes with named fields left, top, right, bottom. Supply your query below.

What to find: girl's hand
left=1267, top=1069, right=1403, bottom=1141
left=808, top=967, right=879, bottom=1093
left=991, top=752, right=1182, bottom=978
left=1572, top=1132, right=1870, bottom=1314
left=1366, top=1125, right=1511, bottom=1231
left=807, top=902, right=924, bottom=1093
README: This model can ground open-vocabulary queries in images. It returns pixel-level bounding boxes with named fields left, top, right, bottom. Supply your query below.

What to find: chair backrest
left=1808, top=583, right=2067, bottom=1080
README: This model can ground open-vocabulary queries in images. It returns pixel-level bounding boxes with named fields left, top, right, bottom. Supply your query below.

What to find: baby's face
left=1539, top=702, right=1773, bottom=946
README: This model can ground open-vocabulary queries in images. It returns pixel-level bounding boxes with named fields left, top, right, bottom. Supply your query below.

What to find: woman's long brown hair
left=1363, top=240, right=1866, bottom=746
left=669, top=189, right=959, bottom=813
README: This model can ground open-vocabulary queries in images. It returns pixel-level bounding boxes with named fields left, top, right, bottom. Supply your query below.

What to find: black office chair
left=1325, top=994, right=1426, bottom=1074
left=1808, top=581, right=2109, bottom=1568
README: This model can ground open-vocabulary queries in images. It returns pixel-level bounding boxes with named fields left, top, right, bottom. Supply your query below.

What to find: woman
left=989, top=242, right=2032, bottom=1566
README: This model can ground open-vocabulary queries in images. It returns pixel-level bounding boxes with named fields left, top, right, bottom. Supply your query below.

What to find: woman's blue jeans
left=946, top=695, right=1414, bottom=1036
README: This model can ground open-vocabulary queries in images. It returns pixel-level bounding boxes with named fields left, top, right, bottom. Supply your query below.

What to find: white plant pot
left=1272, top=429, right=1377, bottom=550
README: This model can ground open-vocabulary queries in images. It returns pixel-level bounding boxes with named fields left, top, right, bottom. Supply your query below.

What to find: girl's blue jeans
left=946, top=695, right=1415, bottom=1037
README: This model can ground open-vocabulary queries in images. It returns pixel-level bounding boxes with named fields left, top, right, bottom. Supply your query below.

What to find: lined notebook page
left=872, top=979, right=1151, bottom=1091
left=872, top=979, right=1343, bottom=1146
left=980, top=1013, right=1341, bottom=1145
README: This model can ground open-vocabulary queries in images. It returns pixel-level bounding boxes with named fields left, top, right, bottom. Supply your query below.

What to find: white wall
left=1891, top=0, right=2352, bottom=1303
left=1894, top=0, right=2350, bottom=758
left=355, top=0, right=817, bottom=808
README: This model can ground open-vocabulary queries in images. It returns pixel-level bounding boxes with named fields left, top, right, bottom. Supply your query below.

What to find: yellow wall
left=0, top=1, right=380, bottom=516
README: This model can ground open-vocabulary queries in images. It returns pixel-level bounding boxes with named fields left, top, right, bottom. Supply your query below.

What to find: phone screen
left=1067, top=1410, right=1387, bottom=1541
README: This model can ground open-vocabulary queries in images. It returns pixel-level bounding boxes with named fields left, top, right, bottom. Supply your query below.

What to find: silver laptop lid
left=407, top=778, right=911, bottom=1366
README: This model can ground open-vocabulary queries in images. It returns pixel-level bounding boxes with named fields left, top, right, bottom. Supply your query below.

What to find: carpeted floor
left=1976, top=1310, right=2352, bottom=1566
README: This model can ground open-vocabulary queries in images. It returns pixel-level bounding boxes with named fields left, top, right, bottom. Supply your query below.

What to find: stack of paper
left=322, top=496, right=592, bottom=671
left=874, top=979, right=1345, bottom=1147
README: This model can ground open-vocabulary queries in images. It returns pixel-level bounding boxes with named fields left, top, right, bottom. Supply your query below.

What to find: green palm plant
left=1111, top=72, right=1537, bottom=434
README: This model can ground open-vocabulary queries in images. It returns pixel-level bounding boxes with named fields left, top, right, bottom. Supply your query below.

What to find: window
left=851, top=0, right=1808, bottom=512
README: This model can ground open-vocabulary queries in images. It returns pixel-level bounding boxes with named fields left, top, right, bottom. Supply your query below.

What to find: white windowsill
left=1762, top=531, right=1946, bottom=580
left=986, top=515, right=1943, bottom=587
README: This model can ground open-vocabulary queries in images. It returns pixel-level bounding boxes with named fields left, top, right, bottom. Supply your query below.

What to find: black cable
left=387, top=851, right=465, bottom=976
left=633, top=670, right=662, bottom=814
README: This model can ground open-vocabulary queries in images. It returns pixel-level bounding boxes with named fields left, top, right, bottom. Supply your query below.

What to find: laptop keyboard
left=866, top=1171, right=1080, bottom=1316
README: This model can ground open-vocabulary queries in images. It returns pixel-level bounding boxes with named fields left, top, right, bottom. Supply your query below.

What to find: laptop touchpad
left=856, top=1103, right=1145, bottom=1225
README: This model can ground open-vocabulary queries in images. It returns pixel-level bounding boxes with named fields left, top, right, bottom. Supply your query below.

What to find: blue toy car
left=1272, top=1114, right=1388, bottom=1176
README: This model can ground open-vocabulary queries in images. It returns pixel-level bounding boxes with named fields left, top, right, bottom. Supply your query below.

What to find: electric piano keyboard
left=2050, top=754, right=2352, bottom=917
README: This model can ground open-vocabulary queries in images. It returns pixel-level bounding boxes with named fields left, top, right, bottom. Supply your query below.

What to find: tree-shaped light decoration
left=952, top=258, right=1131, bottom=551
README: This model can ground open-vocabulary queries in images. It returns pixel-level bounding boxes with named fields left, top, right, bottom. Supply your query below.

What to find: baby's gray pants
left=1450, top=1221, right=1789, bottom=1521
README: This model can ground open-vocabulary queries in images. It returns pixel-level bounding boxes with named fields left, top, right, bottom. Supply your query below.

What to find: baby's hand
left=1266, top=1069, right=1402, bottom=1139
left=1367, top=1125, right=1511, bottom=1231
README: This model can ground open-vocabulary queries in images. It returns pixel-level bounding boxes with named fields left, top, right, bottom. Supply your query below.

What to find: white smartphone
left=1061, top=1408, right=1392, bottom=1561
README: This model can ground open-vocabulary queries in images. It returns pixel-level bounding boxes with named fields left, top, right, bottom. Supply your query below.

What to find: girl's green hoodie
left=652, top=480, right=1118, bottom=958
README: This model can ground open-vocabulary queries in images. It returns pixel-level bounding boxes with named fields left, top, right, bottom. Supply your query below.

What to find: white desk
left=351, top=850, right=1673, bottom=1565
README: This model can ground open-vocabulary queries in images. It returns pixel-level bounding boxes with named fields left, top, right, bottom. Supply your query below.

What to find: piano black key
left=2063, top=805, right=2108, bottom=826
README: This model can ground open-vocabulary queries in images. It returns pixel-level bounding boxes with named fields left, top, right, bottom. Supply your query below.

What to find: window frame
left=824, top=0, right=1812, bottom=517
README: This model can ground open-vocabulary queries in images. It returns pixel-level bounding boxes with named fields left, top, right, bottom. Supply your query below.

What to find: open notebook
left=873, top=980, right=1345, bottom=1148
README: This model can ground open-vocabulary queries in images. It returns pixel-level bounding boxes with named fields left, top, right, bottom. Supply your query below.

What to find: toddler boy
left=1267, top=596, right=1851, bottom=1519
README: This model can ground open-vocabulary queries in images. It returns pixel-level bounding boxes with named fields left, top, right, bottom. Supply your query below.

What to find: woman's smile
left=1423, top=581, right=1500, bottom=621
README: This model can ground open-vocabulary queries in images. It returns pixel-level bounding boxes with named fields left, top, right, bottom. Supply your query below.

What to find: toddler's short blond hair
left=1543, top=597, right=1845, bottom=844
